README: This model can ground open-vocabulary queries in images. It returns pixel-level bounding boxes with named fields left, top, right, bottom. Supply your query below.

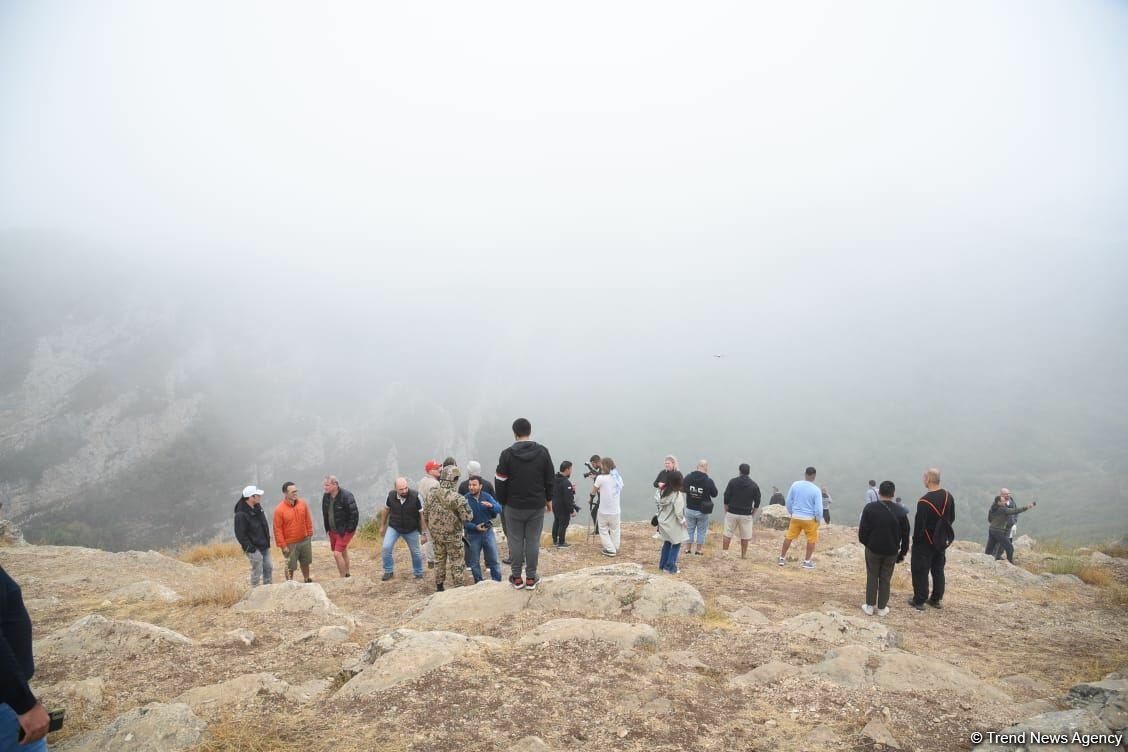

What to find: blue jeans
left=658, top=541, right=682, bottom=572
left=684, top=509, right=710, bottom=545
left=381, top=528, right=423, bottom=576
left=0, top=703, right=48, bottom=752
left=466, top=529, right=502, bottom=582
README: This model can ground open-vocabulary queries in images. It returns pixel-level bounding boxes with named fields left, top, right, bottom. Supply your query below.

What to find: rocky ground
left=1, top=516, right=1126, bottom=752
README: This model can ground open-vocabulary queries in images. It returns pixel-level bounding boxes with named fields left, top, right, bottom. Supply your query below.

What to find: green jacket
left=988, top=503, right=1029, bottom=533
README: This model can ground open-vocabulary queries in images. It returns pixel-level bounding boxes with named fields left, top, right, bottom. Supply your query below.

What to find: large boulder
left=336, top=628, right=499, bottom=699
left=407, top=563, right=704, bottom=626
left=176, top=672, right=325, bottom=708
left=1013, top=534, right=1036, bottom=550
left=973, top=709, right=1119, bottom=751
left=531, top=563, right=704, bottom=619
left=955, top=552, right=1043, bottom=585
left=408, top=580, right=531, bottom=626
left=232, top=581, right=351, bottom=620
left=777, top=610, right=902, bottom=649
left=35, top=614, right=193, bottom=656
left=55, top=702, right=206, bottom=752
left=757, top=504, right=791, bottom=530
left=517, top=618, right=659, bottom=650
left=730, top=661, right=800, bottom=687
left=1067, top=679, right=1128, bottom=735
left=105, top=580, right=183, bottom=604
left=808, top=645, right=1010, bottom=701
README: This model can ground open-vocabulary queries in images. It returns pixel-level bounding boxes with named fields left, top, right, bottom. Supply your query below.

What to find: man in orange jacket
left=275, top=482, right=315, bottom=582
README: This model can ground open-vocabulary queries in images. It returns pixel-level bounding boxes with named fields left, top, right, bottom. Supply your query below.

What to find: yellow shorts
left=785, top=517, right=819, bottom=543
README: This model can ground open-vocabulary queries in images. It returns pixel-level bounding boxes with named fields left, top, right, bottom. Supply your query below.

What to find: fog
left=1, top=1, right=1126, bottom=548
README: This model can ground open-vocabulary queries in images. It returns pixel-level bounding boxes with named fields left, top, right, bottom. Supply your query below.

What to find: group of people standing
left=233, top=475, right=359, bottom=586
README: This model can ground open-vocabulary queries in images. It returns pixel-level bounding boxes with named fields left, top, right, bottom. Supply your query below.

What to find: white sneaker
left=861, top=604, right=874, bottom=616
left=777, top=556, right=786, bottom=566
left=877, top=607, right=890, bottom=617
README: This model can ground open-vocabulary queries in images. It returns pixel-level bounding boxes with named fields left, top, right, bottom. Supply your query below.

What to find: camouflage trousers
left=433, top=536, right=465, bottom=588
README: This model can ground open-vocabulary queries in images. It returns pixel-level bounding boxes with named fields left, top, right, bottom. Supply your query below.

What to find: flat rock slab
left=974, top=709, right=1119, bottom=751
left=999, top=673, right=1056, bottom=701
left=232, top=580, right=350, bottom=620
left=1067, top=679, right=1128, bottom=735
left=407, top=563, right=704, bottom=627
left=105, top=580, right=183, bottom=603
left=56, top=702, right=206, bottom=752
left=176, top=672, right=324, bottom=708
left=35, top=614, right=193, bottom=656
left=808, top=645, right=1011, bottom=701
left=336, top=628, right=497, bottom=699
left=731, top=661, right=801, bottom=687
left=778, top=610, right=902, bottom=649
left=517, top=618, right=659, bottom=650
left=408, top=580, right=532, bottom=626
left=757, top=505, right=791, bottom=529
left=862, top=719, right=901, bottom=749
left=38, top=677, right=105, bottom=709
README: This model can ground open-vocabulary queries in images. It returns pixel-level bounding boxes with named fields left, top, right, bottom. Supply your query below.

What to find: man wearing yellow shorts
left=779, top=466, right=823, bottom=570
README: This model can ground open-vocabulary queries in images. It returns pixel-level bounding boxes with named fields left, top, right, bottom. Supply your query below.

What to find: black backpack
left=920, top=492, right=954, bottom=551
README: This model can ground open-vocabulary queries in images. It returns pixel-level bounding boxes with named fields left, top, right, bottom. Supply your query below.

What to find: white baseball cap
left=242, top=485, right=265, bottom=498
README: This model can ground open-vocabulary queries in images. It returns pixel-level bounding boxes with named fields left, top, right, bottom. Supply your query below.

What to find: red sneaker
left=509, top=575, right=525, bottom=590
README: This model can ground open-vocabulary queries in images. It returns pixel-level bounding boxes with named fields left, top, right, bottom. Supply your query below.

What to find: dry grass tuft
left=1034, top=538, right=1076, bottom=556
left=182, top=580, right=246, bottom=608
left=193, top=713, right=307, bottom=752
left=1109, top=584, right=1128, bottom=608
left=356, top=518, right=382, bottom=542
left=178, top=541, right=244, bottom=564
left=1097, top=542, right=1128, bottom=559
left=702, top=601, right=735, bottom=631
left=1043, top=557, right=1114, bottom=587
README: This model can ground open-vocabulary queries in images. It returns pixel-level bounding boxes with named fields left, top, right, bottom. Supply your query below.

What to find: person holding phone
left=987, top=496, right=1037, bottom=564
left=1, top=566, right=51, bottom=750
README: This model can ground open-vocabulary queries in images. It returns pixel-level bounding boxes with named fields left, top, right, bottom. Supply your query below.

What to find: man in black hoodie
left=722, top=464, right=761, bottom=558
left=1, top=566, right=50, bottom=748
left=495, top=417, right=554, bottom=590
left=858, top=480, right=910, bottom=616
left=234, top=485, right=273, bottom=586
left=551, top=461, right=578, bottom=547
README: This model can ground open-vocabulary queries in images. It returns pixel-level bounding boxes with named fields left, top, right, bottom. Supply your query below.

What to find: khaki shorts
left=285, top=537, right=313, bottom=570
left=724, top=513, right=755, bottom=541
left=785, top=517, right=819, bottom=543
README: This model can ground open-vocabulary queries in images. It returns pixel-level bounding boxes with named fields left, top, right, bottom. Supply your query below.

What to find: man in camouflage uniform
left=422, top=465, right=473, bottom=591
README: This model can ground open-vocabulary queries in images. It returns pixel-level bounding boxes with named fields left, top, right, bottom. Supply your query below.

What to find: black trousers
left=987, top=529, right=1014, bottom=563
left=551, top=511, right=571, bottom=544
left=910, top=543, right=946, bottom=605
left=823, top=509, right=831, bottom=524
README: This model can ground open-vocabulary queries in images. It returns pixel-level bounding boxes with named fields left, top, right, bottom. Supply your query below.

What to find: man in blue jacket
left=464, top=476, right=503, bottom=582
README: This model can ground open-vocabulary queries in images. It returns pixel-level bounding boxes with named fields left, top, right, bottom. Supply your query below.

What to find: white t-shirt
left=594, top=474, right=622, bottom=516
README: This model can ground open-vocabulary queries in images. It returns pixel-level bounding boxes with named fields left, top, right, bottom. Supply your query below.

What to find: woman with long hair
left=655, top=470, right=688, bottom=574
left=592, top=456, right=624, bottom=556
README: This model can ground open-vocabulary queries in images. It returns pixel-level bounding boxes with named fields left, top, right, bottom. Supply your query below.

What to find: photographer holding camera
left=583, top=454, right=602, bottom=535
left=2, top=565, right=53, bottom=750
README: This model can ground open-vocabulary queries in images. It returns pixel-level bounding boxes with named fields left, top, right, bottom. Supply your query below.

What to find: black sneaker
left=927, top=600, right=942, bottom=609
left=525, top=577, right=538, bottom=590
left=436, top=583, right=445, bottom=592
left=559, top=542, right=570, bottom=548
left=428, top=561, right=435, bottom=569
left=906, top=598, right=924, bottom=611
left=381, top=572, right=394, bottom=582
left=502, top=558, right=512, bottom=565
left=304, top=578, right=313, bottom=583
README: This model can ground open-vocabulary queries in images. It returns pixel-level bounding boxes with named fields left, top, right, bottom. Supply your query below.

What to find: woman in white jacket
left=655, top=470, right=688, bottom=574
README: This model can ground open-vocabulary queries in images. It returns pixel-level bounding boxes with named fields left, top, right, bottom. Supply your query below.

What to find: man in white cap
left=234, top=485, right=273, bottom=586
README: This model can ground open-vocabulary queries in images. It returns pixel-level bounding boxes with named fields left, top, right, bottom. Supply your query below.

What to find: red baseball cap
left=424, top=460, right=442, bottom=474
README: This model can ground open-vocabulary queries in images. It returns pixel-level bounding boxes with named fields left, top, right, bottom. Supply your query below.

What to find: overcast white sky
left=2, top=0, right=1126, bottom=290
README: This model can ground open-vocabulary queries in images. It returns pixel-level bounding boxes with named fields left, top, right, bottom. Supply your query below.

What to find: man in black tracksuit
left=858, top=480, right=911, bottom=614
left=1, top=567, right=50, bottom=746
left=908, top=468, right=956, bottom=611
left=495, top=417, right=554, bottom=589
left=551, top=461, right=577, bottom=547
